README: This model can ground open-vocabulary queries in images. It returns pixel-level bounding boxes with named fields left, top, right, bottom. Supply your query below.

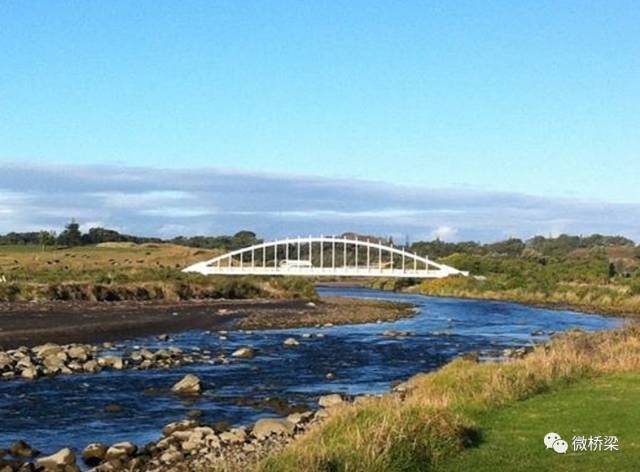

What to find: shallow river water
left=0, top=287, right=623, bottom=454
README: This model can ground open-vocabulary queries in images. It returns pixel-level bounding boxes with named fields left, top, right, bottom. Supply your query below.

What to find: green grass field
left=259, top=326, right=640, bottom=472
left=442, top=373, right=640, bottom=472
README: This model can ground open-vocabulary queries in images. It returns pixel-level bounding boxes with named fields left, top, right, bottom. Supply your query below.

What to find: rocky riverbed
left=0, top=287, right=623, bottom=471
left=0, top=387, right=353, bottom=472
left=0, top=340, right=222, bottom=382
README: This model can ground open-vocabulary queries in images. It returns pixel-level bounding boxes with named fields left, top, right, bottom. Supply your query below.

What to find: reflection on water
left=0, top=287, right=622, bottom=453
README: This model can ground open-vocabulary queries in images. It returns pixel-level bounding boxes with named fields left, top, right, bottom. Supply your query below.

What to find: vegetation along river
left=0, top=287, right=623, bottom=455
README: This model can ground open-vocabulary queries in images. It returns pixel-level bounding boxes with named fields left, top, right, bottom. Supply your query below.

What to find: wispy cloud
left=0, top=162, right=639, bottom=242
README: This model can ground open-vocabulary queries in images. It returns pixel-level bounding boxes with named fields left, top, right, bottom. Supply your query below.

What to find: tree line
left=0, top=221, right=261, bottom=252
left=0, top=222, right=637, bottom=259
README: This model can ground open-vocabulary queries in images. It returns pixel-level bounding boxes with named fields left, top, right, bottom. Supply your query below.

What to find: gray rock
left=252, top=418, right=295, bottom=439
left=82, top=443, right=108, bottom=467
left=42, top=354, right=66, bottom=373
left=283, top=337, right=300, bottom=347
left=286, top=411, right=314, bottom=425
left=83, top=360, right=100, bottom=373
left=104, top=403, right=124, bottom=413
left=36, top=448, right=75, bottom=470
left=67, top=345, right=90, bottom=361
left=20, top=366, right=38, bottom=380
left=219, top=428, right=247, bottom=444
left=105, top=442, right=137, bottom=460
left=98, top=356, right=124, bottom=370
left=171, top=374, right=201, bottom=395
left=32, top=343, right=63, bottom=359
left=0, top=352, right=12, bottom=370
left=162, top=420, right=198, bottom=437
left=318, top=393, right=344, bottom=408
left=231, top=347, right=256, bottom=359
left=10, top=440, right=38, bottom=458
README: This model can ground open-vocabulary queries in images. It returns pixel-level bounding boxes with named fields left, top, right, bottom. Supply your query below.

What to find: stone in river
left=67, top=345, right=90, bottom=361
left=0, top=352, right=13, bottom=370
left=231, top=347, right=256, bottom=358
left=187, top=409, right=203, bottom=418
left=20, top=366, right=38, bottom=380
left=98, top=356, right=124, bottom=370
left=318, top=393, right=344, bottom=408
left=83, top=360, right=100, bottom=373
left=31, top=343, right=63, bottom=359
left=42, top=354, right=66, bottom=373
left=82, top=443, right=108, bottom=467
left=104, top=403, right=124, bottom=413
left=105, top=442, right=137, bottom=460
left=252, top=418, right=295, bottom=439
left=36, top=448, right=76, bottom=470
left=283, top=337, right=300, bottom=347
left=10, top=440, right=38, bottom=458
left=171, top=374, right=202, bottom=394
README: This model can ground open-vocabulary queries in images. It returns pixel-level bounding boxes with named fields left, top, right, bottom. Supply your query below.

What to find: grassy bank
left=410, top=277, right=640, bottom=317
left=0, top=244, right=317, bottom=302
left=372, top=242, right=640, bottom=317
left=259, top=325, right=640, bottom=471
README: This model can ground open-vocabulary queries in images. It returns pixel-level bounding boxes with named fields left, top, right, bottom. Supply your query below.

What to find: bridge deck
left=186, top=266, right=458, bottom=278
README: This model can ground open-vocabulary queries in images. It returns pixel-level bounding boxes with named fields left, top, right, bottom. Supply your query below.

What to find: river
left=0, top=287, right=623, bottom=455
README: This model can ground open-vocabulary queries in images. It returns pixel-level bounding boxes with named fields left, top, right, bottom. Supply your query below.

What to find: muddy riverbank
left=0, top=297, right=412, bottom=349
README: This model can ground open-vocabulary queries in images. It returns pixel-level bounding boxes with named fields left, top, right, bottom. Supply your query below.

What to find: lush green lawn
left=441, top=373, right=640, bottom=472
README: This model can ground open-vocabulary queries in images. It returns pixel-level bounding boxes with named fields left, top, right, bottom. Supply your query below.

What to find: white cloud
left=431, top=226, right=458, bottom=241
left=0, top=162, right=638, bottom=243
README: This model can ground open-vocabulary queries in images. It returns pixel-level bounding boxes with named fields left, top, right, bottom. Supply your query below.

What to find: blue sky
left=1, top=2, right=639, bottom=240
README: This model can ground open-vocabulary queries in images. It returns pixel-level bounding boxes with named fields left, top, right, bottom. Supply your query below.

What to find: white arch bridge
left=183, top=236, right=467, bottom=279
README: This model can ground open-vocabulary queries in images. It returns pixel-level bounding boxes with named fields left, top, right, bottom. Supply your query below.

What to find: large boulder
left=171, top=374, right=201, bottom=395
left=36, top=448, right=76, bottom=470
left=252, top=418, right=295, bottom=439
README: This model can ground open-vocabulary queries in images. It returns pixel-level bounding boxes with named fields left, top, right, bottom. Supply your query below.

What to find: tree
left=57, top=220, right=83, bottom=247
left=38, top=231, right=56, bottom=251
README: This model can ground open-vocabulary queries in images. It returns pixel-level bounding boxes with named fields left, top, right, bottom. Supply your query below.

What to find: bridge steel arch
left=183, top=236, right=467, bottom=279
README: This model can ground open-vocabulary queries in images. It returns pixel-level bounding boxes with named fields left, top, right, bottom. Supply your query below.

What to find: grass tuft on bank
left=259, top=325, right=640, bottom=471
